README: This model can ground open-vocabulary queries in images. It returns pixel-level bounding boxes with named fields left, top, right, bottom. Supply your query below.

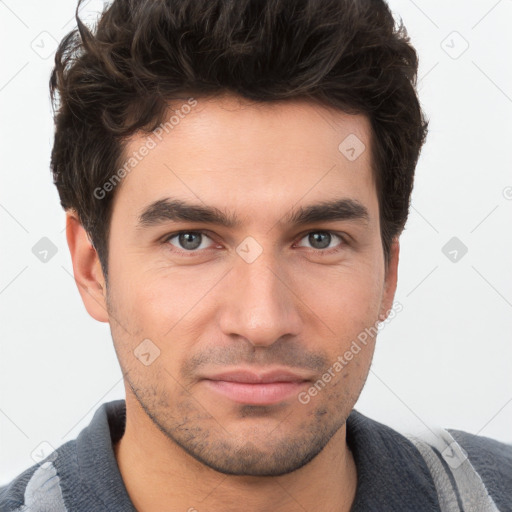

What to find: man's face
left=101, top=95, right=397, bottom=476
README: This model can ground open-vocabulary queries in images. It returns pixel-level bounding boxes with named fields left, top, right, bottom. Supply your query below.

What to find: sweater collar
left=76, top=400, right=440, bottom=511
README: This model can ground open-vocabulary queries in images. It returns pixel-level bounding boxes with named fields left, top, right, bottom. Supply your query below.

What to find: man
left=1, top=0, right=510, bottom=510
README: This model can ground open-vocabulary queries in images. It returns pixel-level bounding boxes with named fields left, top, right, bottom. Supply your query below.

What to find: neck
left=114, top=395, right=358, bottom=512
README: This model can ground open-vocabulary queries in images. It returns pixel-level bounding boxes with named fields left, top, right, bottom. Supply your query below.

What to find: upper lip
left=202, top=368, right=312, bottom=384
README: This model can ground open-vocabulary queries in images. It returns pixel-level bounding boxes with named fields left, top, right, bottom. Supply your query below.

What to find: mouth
left=200, top=368, right=312, bottom=405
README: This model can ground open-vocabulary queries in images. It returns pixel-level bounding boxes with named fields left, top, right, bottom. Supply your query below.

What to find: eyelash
left=162, top=230, right=348, bottom=257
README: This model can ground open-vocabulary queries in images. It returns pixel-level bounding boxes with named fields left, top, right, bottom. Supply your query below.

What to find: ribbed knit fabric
left=1, top=400, right=510, bottom=511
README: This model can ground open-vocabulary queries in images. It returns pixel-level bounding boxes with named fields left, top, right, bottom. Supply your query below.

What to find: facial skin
left=67, top=94, right=399, bottom=512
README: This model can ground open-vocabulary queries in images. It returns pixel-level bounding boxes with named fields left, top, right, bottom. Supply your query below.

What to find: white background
left=1, top=0, right=511, bottom=485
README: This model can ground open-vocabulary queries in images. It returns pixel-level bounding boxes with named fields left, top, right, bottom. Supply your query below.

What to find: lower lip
left=202, top=380, right=308, bottom=405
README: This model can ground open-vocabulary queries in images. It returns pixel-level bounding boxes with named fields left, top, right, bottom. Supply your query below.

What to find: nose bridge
left=218, top=245, right=302, bottom=346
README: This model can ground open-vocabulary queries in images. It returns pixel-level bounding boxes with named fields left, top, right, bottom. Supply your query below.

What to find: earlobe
left=65, top=211, right=109, bottom=323
left=379, top=239, right=400, bottom=322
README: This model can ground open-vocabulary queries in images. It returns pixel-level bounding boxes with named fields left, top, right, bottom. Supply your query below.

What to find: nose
left=217, top=249, right=303, bottom=347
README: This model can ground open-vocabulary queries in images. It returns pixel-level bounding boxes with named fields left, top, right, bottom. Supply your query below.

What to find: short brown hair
left=50, top=0, right=429, bottom=277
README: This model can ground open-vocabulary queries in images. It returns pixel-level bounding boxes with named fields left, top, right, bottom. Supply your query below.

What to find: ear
left=379, top=238, right=399, bottom=321
left=65, top=210, right=109, bottom=322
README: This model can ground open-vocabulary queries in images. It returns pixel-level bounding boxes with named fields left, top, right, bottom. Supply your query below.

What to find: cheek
left=107, top=253, right=226, bottom=346
left=107, top=243, right=171, bottom=317
left=293, top=260, right=385, bottom=332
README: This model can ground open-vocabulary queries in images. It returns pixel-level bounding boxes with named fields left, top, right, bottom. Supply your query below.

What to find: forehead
left=113, top=94, right=377, bottom=224
left=150, top=94, right=373, bottom=165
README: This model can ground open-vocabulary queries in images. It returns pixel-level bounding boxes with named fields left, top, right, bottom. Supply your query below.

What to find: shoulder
left=0, top=462, right=40, bottom=511
left=0, top=400, right=128, bottom=512
left=448, top=428, right=512, bottom=512
left=0, top=451, right=70, bottom=512
left=347, top=410, right=511, bottom=511
left=402, top=423, right=512, bottom=512
left=448, top=427, right=512, bottom=465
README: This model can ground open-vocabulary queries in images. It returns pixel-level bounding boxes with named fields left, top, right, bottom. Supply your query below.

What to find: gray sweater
left=1, top=400, right=511, bottom=511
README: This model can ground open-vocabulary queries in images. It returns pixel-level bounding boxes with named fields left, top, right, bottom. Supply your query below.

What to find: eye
left=165, top=231, right=215, bottom=252
left=295, top=231, right=345, bottom=252
left=162, top=230, right=347, bottom=256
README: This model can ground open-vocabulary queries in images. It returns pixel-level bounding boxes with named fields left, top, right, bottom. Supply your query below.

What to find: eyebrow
left=136, top=197, right=369, bottom=230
